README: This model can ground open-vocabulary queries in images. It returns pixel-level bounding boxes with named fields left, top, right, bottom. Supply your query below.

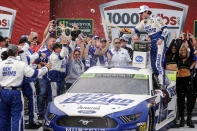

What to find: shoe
left=179, top=119, right=185, bottom=127
left=25, top=122, right=42, bottom=129
left=38, top=114, right=43, bottom=120
left=171, top=123, right=180, bottom=128
left=187, top=120, right=195, bottom=128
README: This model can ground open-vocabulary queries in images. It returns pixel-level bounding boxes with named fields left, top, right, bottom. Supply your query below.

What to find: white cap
left=139, top=5, right=151, bottom=14
left=120, top=34, right=131, bottom=42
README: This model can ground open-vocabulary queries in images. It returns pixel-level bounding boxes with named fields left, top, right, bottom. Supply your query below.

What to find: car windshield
left=68, top=73, right=150, bottom=95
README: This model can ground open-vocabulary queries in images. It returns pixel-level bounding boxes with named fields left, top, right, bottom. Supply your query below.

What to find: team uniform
left=134, top=15, right=168, bottom=85
left=85, top=45, right=97, bottom=69
left=0, top=56, right=48, bottom=131
left=98, top=49, right=112, bottom=66
left=19, top=42, right=40, bottom=125
left=48, top=44, right=69, bottom=100
left=36, top=47, right=52, bottom=117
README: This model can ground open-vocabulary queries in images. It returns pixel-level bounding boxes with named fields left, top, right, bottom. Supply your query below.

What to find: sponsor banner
left=133, top=51, right=149, bottom=68
left=100, top=0, right=188, bottom=46
left=0, top=6, right=16, bottom=38
left=56, top=18, right=94, bottom=36
left=104, top=9, right=182, bottom=28
left=0, top=1, right=50, bottom=43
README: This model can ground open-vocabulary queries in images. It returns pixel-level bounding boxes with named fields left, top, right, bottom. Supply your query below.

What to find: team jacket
left=0, top=57, right=48, bottom=87
left=48, top=45, right=70, bottom=82
left=20, top=42, right=39, bottom=68
left=134, top=15, right=168, bottom=40
left=19, top=42, right=40, bottom=83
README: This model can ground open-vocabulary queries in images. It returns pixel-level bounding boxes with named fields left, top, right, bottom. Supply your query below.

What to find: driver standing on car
left=133, top=5, right=168, bottom=86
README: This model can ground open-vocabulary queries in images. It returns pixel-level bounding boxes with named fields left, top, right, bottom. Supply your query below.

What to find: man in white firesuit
left=0, top=44, right=51, bottom=131
left=48, top=35, right=73, bottom=100
left=134, top=5, right=168, bottom=86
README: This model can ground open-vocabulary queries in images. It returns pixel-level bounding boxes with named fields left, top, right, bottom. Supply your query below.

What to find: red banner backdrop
left=0, top=0, right=197, bottom=44
left=51, top=0, right=197, bottom=38
left=0, top=0, right=50, bottom=44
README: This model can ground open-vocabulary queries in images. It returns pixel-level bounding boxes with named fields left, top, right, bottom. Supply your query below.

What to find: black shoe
left=171, top=123, right=180, bottom=128
left=187, top=120, right=195, bottom=128
left=38, top=114, right=43, bottom=120
left=179, top=119, right=185, bottom=127
left=25, top=122, right=42, bottom=129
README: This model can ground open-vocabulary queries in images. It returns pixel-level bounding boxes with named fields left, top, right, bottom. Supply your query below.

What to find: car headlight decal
left=119, top=113, right=141, bottom=123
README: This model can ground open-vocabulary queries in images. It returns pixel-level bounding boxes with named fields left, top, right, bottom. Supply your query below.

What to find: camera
left=53, top=20, right=56, bottom=25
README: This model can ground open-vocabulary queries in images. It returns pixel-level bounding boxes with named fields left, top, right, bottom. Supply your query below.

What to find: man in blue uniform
left=0, top=44, right=51, bottom=131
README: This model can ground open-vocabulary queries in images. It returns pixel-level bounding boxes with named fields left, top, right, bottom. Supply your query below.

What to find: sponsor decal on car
left=81, top=73, right=96, bottom=78
left=60, top=94, right=134, bottom=106
left=167, top=86, right=176, bottom=97
left=135, top=56, right=144, bottom=63
left=134, top=74, right=149, bottom=79
left=78, top=110, right=96, bottom=114
left=137, top=122, right=147, bottom=131
left=65, top=128, right=106, bottom=131
left=78, top=105, right=100, bottom=110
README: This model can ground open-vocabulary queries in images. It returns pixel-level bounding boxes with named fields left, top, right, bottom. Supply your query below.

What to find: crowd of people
left=0, top=5, right=197, bottom=131
left=0, top=20, right=138, bottom=130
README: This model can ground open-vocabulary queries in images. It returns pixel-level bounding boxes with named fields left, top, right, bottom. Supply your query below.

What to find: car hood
left=54, top=93, right=151, bottom=117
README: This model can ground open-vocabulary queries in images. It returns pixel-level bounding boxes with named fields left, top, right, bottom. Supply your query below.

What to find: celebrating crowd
left=0, top=5, right=197, bottom=131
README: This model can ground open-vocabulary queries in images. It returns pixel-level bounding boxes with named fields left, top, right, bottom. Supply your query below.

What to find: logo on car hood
left=54, top=93, right=151, bottom=117
left=59, top=93, right=134, bottom=106
left=79, top=119, right=93, bottom=125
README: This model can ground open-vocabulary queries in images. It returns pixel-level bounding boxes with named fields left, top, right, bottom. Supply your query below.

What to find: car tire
left=146, top=110, right=154, bottom=131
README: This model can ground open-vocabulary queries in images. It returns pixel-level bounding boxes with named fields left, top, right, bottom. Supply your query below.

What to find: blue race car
left=44, top=66, right=177, bottom=131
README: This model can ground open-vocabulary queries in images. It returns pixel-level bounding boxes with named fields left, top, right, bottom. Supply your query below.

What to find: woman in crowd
left=166, top=39, right=177, bottom=71
left=65, top=49, right=85, bottom=90
left=175, top=34, right=196, bottom=128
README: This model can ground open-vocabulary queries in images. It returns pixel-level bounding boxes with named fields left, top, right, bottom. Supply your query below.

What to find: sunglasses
left=115, top=42, right=121, bottom=44
left=33, top=37, right=38, bottom=41
left=74, top=53, right=80, bottom=56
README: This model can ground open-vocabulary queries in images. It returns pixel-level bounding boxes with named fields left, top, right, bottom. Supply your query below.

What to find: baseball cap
left=92, top=36, right=99, bottom=40
left=19, top=37, right=28, bottom=44
left=139, top=5, right=151, bottom=14
left=120, top=38, right=126, bottom=42
left=100, top=38, right=107, bottom=43
left=52, top=43, right=62, bottom=50
left=7, top=44, right=18, bottom=54
left=120, top=34, right=131, bottom=42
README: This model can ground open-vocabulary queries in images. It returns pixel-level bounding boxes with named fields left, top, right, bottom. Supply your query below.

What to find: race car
left=44, top=66, right=177, bottom=131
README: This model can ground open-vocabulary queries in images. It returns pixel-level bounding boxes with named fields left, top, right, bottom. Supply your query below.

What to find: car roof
left=84, top=66, right=152, bottom=75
